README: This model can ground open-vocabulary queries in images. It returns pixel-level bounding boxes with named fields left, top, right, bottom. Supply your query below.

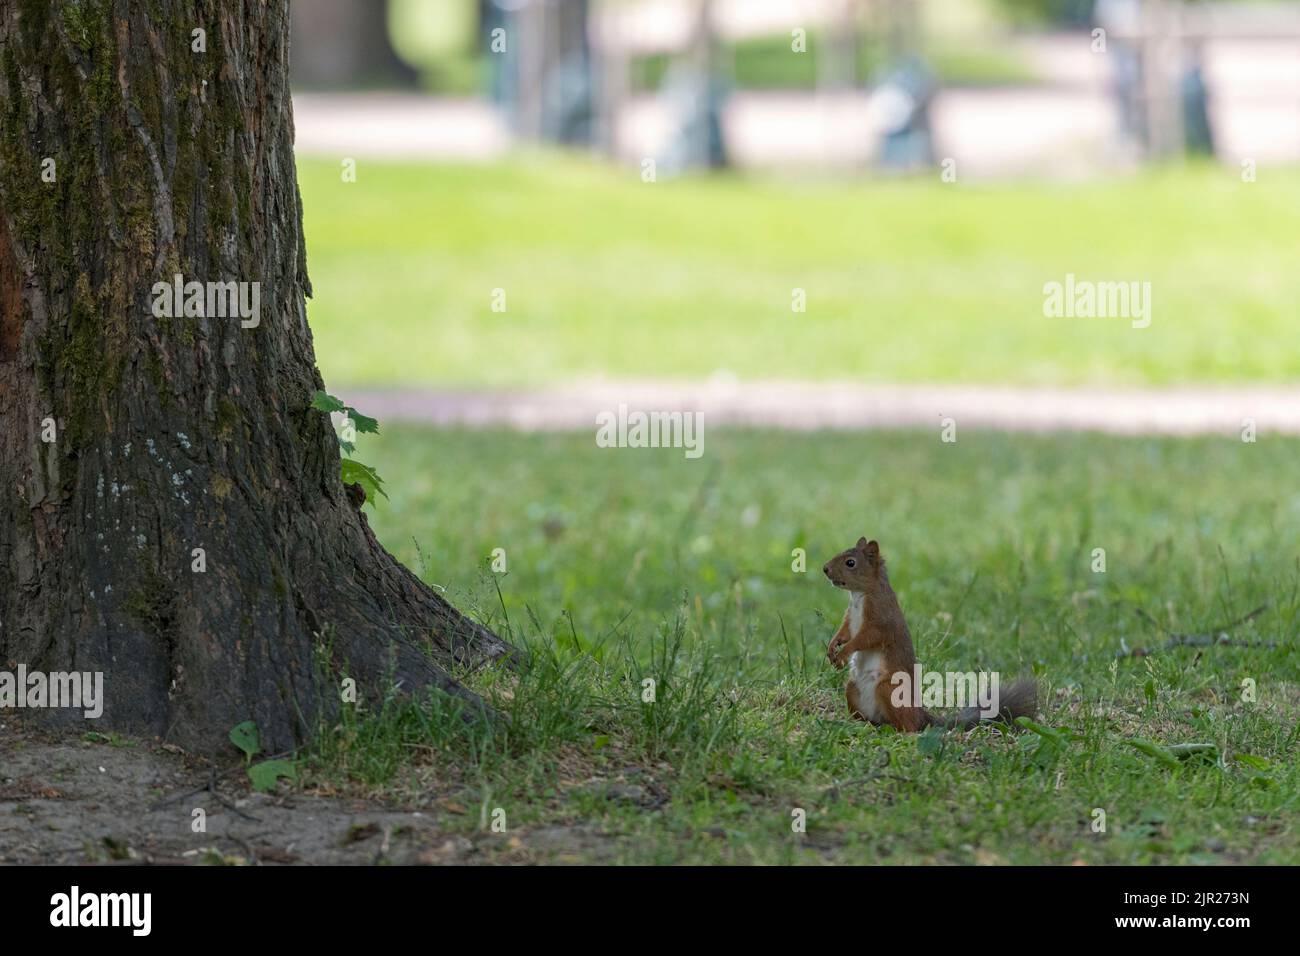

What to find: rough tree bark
left=0, top=0, right=512, bottom=753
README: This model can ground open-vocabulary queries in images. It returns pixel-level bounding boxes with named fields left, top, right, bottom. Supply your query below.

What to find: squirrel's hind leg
left=846, top=681, right=869, bottom=721
left=875, top=682, right=929, bottom=732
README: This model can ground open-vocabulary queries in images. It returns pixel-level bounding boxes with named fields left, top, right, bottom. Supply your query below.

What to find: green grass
left=299, top=157, right=1300, bottom=389
left=305, top=427, right=1300, bottom=864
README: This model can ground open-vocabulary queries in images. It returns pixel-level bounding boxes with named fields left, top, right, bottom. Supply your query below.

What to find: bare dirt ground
left=0, top=718, right=617, bottom=865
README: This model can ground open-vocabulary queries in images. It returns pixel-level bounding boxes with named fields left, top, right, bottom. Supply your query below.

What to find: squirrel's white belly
left=849, top=650, right=887, bottom=722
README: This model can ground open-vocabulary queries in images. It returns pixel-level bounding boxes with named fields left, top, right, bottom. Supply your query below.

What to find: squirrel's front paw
left=828, top=640, right=849, bottom=668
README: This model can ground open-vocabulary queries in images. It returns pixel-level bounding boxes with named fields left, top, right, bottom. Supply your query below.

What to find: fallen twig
left=819, top=750, right=927, bottom=798
left=147, top=750, right=293, bottom=812
left=1118, top=603, right=1277, bottom=658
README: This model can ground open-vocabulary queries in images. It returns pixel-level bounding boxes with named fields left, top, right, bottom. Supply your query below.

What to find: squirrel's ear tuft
left=864, top=540, right=881, bottom=560
left=856, top=536, right=869, bottom=551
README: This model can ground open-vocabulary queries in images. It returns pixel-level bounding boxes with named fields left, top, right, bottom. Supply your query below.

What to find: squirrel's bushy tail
left=927, top=678, right=1038, bottom=730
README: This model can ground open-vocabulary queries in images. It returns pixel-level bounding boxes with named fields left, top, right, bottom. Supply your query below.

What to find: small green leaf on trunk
left=228, top=721, right=262, bottom=762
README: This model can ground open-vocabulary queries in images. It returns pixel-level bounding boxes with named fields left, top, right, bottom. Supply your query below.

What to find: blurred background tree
left=290, top=0, right=421, bottom=87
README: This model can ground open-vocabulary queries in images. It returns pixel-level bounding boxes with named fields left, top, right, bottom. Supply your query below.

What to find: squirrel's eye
left=845, top=559, right=856, bottom=568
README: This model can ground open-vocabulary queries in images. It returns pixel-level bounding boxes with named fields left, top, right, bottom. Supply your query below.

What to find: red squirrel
left=823, top=538, right=1037, bottom=731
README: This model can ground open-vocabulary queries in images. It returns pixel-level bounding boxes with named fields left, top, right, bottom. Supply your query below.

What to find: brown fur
left=824, top=537, right=1037, bottom=731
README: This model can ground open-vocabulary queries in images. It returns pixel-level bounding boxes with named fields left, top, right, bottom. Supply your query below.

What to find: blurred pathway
left=293, top=93, right=510, bottom=161
left=340, top=383, right=1300, bottom=435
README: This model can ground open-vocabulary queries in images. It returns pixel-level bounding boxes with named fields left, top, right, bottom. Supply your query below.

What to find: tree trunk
left=0, top=0, right=511, bottom=754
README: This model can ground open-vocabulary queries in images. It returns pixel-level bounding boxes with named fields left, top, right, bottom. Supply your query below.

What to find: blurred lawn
left=366, top=427, right=1300, bottom=658
left=299, top=157, right=1299, bottom=389
left=632, top=34, right=1038, bottom=90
